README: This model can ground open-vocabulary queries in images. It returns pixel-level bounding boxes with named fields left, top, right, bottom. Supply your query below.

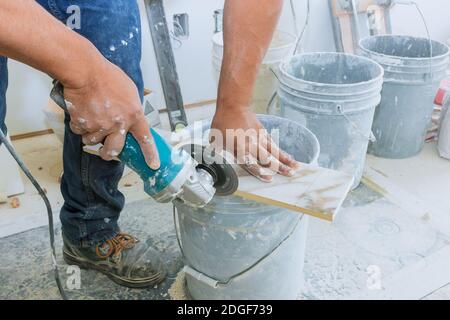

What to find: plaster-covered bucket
left=359, top=35, right=450, bottom=158
left=277, top=53, right=384, bottom=188
left=175, top=115, right=320, bottom=300
left=212, top=31, right=296, bottom=114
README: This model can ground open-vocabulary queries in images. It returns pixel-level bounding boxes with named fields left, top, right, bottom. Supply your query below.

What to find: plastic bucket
left=212, top=31, right=296, bottom=114
left=277, top=53, right=384, bottom=188
left=175, top=115, right=320, bottom=300
left=359, top=35, right=450, bottom=158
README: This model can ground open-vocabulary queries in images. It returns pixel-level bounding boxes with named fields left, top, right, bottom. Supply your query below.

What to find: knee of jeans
left=65, top=1, right=144, bottom=95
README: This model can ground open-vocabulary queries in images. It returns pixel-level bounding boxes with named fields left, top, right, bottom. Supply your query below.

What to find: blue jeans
left=0, top=0, right=144, bottom=246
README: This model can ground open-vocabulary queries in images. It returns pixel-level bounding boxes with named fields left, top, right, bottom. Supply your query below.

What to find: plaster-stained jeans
left=0, top=0, right=144, bottom=246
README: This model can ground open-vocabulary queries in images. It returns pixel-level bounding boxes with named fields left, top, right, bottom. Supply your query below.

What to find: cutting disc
left=184, top=144, right=239, bottom=196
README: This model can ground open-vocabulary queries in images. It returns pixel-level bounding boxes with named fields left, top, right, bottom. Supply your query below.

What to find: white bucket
left=176, top=115, right=320, bottom=300
left=212, top=31, right=296, bottom=114
left=43, top=99, right=65, bottom=144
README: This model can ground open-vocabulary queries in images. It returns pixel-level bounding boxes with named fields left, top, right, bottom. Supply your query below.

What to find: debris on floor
left=169, top=272, right=189, bottom=300
left=9, top=197, right=20, bottom=209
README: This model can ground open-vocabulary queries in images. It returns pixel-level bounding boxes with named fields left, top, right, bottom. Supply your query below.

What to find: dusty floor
left=1, top=131, right=450, bottom=300
left=0, top=198, right=182, bottom=300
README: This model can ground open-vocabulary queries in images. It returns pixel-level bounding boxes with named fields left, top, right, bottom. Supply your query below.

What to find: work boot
left=63, top=232, right=166, bottom=288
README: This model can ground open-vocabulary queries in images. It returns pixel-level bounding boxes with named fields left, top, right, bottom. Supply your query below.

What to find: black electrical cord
left=0, top=128, right=68, bottom=300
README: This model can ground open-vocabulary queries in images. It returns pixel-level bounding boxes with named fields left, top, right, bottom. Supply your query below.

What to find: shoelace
left=95, top=233, right=139, bottom=259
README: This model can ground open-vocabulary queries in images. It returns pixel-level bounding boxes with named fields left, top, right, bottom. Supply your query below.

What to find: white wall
left=390, top=0, right=450, bottom=42
left=5, top=62, right=52, bottom=135
left=5, top=0, right=450, bottom=135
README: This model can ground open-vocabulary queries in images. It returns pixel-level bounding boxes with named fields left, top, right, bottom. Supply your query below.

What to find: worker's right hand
left=62, top=57, right=160, bottom=170
left=211, top=108, right=301, bottom=182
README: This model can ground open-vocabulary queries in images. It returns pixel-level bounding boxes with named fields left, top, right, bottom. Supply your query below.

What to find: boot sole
left=63, top=250, right=166, bottom=289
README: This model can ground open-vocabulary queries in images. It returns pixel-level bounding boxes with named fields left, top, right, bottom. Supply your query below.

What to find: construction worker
left=0, top=0, right=299, bottom=287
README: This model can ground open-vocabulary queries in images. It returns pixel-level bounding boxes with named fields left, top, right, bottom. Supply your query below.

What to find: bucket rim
left=212, top=29, right=297, bottom=52
left=359, top=35, right=450, bottom=62
left=279, top=52, right=385, bottom=89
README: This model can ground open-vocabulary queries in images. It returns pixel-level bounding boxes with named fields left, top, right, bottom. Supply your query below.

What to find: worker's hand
left=210, top=109, right=301, bottom=182
left=62, top=58, right=160, bottom=170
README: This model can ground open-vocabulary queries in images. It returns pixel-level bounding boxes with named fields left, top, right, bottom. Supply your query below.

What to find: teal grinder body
left=119, top=129, right=216, bottom=206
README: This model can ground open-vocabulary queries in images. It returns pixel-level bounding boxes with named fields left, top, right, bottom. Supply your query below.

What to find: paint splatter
left=108, top=150, right=120, bottom=157
left=109, top=45, right=116, bottom=52
left=65, top=100, right=74, bottom=110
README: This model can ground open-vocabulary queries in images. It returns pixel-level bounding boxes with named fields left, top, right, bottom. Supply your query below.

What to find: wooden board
left=234, top=163, right=354, bottom=222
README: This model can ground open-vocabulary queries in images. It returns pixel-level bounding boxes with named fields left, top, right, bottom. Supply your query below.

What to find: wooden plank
left=11, top=129, right=54, bottom=141
left=349, top=245, right=450, bottom=300
left=363, top=167, right=450, bottom=238
left=235, top=163, right=354, bottom=222
left=158, top=99, right=216, bottom=114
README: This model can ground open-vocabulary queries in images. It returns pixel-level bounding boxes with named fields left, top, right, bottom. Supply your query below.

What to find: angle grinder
left=50, top=81, right=238, bottom=207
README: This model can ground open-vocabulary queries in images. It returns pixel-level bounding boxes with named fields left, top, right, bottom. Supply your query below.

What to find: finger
left=265, top=136, right=301, bottom=170
left=82, top=130, right=109, bottom=146
left=69, top=111, right=103, bottom=133
left=129, top=119, right=160, bottom=170
left=239, top=154, right=273, bottom=183
left=239, top=132, right=290, bottom=176
left=69, top=121, right=87, bottom=135
left=99, top=131, right=126, bottom=161
left=256, top=143, right=295, bottom=177
left=81, top=115, right=127, bottom=145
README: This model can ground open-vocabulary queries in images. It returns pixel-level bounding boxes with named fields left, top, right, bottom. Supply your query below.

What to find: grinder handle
left=50, top=80, right=69, bottom=112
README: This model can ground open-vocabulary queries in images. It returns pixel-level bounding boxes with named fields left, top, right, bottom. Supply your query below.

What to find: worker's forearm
left=217, top=0, right=283, bottom=112
left=0, top=0, right=102, bottom=88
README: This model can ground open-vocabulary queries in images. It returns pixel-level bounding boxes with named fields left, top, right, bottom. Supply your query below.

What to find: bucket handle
left=173, top=204, right=302, bottom=288
left=336, top=105, right=377, bottom=143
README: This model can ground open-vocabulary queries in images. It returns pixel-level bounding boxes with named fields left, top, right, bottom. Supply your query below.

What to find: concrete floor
left=1, top=131, right=450, bottom=300
left=0, top=199, right=182, bottom=300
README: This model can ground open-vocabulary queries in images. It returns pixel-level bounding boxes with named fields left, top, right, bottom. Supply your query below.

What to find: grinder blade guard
left=183, top=144, right=239, bottom=197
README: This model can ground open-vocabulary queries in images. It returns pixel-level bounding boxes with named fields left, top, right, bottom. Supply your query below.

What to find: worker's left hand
left=62, top=57, right=160, bottom=170
left=210, top=109, right=301, bottom=182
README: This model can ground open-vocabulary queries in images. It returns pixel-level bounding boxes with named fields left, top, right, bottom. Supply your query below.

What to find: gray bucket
left=359, top=35, right=450, bottom=158
left=174, top=115, right=320, bottom=300
left=277, top=53, right=384, bottom=188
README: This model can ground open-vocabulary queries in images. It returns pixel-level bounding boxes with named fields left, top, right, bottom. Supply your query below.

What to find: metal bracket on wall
left=144, top=0, right=188, bottom=131
left=328, top=0, right=393, bottom=53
